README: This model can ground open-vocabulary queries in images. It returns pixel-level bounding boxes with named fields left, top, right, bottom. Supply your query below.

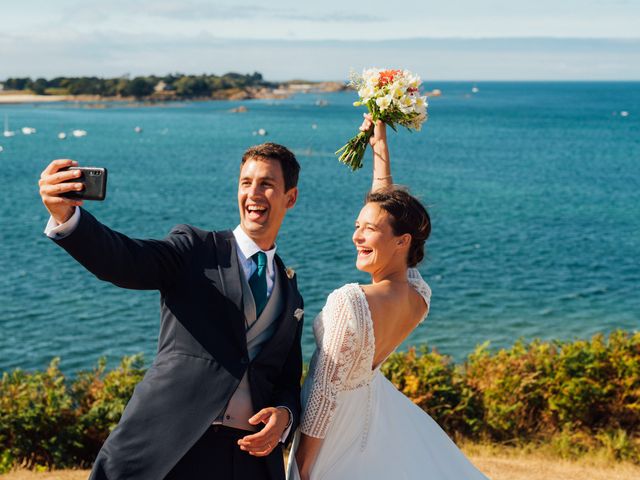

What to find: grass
left=2, top=443, right=639, bottom=480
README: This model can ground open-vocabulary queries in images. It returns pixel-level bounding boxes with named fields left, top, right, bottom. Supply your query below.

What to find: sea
left=1, top=82, right=638, bottom=374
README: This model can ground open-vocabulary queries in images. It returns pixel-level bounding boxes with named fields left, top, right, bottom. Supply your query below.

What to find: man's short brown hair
left=241, top=143, right=300, bottom=191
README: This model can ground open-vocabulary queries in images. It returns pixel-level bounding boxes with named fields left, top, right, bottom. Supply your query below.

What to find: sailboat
left=3, top=115, right=16, bottom=137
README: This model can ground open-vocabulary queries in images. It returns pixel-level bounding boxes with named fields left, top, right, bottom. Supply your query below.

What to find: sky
left=1, top=0, right=639, bottom=80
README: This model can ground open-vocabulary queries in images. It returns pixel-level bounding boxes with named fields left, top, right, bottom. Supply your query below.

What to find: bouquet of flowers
left=336, top=68, right=428, bottom=171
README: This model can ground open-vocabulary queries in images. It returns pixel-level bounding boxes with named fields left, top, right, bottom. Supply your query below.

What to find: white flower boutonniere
left=285, top=267, right=296, bottom=280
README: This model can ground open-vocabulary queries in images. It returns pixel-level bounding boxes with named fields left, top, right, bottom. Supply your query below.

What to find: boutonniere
left=285, top=267, right=296, bottom=280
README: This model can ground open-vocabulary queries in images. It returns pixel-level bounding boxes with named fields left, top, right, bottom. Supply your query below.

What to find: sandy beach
left=0, top=94, right=71, bottom=104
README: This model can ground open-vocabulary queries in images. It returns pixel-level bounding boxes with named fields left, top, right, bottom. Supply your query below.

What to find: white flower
left=389, top=85, right=405, bottom=99
left=376, top=94, right=393, bottom=111
left=286, top=267, right=296, bottom=279
left=358, top=86, right=375, bottom=101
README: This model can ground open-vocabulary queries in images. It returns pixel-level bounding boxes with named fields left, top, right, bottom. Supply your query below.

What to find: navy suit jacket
left=52, top=209, right=303, bottom=480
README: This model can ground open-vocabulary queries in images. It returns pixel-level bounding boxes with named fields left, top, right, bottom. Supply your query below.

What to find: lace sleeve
left=408, top=268, right=432, bottom=321
left=300, top=286, right=358, bottom=439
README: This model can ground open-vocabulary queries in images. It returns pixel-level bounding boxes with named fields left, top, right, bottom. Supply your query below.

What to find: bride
left=287, top=115, right=489, bottom=479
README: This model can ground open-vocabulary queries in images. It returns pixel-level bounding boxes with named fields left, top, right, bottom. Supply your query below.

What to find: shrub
left=1, top=331, right=638, bottom=470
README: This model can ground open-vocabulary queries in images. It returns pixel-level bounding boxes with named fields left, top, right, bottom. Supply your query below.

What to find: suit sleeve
left=271, top=292, right=304, bottom=446
left=51, top=207, right=197, bottom=291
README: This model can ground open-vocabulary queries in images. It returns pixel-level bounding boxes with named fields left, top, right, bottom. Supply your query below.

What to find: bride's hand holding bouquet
left=336, top=68, right=428, bottom=171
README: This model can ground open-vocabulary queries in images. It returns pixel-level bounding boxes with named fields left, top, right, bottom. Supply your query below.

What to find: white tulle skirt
left=287, top=371, right=489, bottom=480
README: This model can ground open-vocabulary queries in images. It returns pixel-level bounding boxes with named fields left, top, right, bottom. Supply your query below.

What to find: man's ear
left=285, top=187, right=298, bottom=209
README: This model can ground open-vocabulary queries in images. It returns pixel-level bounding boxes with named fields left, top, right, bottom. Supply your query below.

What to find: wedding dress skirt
left=287, top=370, right=488, bottom=479
left=287, top=271, right=488, bottom=479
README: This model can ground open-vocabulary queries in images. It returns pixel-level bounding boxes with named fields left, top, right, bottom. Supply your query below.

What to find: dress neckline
left=350, top=284, right=388, bottom=372
left=352, top=277, right=428, bottom=372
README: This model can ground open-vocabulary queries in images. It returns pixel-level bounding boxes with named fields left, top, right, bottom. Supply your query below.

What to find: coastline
left=0, top=81, right=346, bottom=105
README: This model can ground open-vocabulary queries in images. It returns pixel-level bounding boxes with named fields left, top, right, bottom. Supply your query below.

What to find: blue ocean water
left=1, top=82, right=638, bottom=374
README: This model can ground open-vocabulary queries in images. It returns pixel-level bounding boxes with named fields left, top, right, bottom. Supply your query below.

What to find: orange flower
left=378, top=69, right=402, bottom=87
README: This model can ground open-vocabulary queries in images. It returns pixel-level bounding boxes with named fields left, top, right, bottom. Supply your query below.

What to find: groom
left=38, top=143, right=304, bottom=480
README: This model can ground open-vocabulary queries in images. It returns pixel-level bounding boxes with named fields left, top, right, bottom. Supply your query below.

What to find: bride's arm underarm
left=295, top=433, right=324, bottom=479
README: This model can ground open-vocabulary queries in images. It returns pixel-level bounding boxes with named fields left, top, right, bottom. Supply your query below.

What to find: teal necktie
left=249, top=251, right=268, bottom=316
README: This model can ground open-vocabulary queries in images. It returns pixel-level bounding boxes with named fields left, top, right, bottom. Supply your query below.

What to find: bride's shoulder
left=325, top=283, right=367, bottom=311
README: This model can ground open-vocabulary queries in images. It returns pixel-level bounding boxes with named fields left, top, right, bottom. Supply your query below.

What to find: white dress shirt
left=232, top=225, right=277, bottom=296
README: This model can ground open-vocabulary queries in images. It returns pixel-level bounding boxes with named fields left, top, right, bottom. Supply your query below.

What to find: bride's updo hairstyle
left=365, top=187, right=431, bottom=268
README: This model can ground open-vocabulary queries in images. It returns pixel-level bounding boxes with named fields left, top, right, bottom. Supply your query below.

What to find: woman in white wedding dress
left=287, top=116, right=489, bottom=480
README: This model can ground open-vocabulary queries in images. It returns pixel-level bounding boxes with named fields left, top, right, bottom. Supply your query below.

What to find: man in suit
left=38, top=143, right=304, bottom=480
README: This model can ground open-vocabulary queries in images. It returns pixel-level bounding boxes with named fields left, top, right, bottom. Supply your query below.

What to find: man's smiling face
left=238, top=157, right=297, bottom=251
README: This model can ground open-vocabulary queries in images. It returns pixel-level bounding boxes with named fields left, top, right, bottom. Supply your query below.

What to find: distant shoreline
left=0, top=82, right=346, bottom=105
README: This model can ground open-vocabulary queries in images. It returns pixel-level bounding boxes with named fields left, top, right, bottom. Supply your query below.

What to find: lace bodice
left=300, top=268, right=431, bottom=439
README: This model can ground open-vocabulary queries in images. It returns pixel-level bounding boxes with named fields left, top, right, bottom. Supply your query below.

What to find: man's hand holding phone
left=39, top=159, right=87, bottom=224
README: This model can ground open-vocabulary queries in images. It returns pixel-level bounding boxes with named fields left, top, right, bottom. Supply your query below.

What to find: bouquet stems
left=335, top=125, right=374, bottom=171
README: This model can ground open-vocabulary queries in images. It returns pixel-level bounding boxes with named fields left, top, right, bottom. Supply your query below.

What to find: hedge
left=1, top=331, right=638, bottom=472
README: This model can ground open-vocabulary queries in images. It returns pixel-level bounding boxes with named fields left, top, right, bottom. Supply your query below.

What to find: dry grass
left=2, top=444, right=639, bottom=480
left=463, top=442, right=640, bottom=480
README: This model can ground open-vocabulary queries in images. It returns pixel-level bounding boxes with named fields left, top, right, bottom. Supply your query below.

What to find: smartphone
left=60, top=167, right=108, bottom=201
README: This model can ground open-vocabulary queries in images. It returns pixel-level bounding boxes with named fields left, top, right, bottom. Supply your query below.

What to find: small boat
left=315, top=99, right=328, bottom=107
left=471, top=86, right=479, bottom=94
left=21, top=127, right=37, bottom=135
left=72, top=129, right=88, bottom=137
left=58, top=132, right=67, bottom=140
left=0, top=145, right=4, bottom=153
left=134, top=126, right=142, bottom=133
left=257, top=128, right=267, bottom=136
left=3, top=115, right=15, bottom=137
left=620, top=111, right=629, bottom=117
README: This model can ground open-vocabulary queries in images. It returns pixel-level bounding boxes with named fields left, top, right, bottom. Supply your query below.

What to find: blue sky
left=1, top=0, right=639, bottom=80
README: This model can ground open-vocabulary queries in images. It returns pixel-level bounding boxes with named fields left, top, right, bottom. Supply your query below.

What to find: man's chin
left=241, top=221, right=268, bottom=235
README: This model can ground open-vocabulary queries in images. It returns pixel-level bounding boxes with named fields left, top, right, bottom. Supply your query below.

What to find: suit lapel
left=211, top=231, right=247, bottom=351
left=255, top=255, right=297, bottom=362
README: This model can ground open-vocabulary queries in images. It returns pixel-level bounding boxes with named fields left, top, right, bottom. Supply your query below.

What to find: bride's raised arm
left=360, top=113, right=392, bottom=192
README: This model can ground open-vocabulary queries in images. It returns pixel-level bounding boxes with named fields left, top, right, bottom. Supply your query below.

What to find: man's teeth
left=247, top=206, right=266, bottom=212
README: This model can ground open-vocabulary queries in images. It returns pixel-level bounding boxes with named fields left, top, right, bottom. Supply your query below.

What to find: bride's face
left=353, top=202, right=407, bottom=273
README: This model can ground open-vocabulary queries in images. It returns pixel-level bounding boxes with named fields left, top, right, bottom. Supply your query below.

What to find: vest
left=215, top=262, right=284, bottom=431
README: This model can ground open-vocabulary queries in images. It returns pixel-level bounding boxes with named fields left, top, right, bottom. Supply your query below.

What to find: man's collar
left=232, top=225, right=277, bottom=265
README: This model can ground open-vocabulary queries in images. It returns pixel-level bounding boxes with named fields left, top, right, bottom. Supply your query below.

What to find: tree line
left=1, top=72, right=272, bottom=99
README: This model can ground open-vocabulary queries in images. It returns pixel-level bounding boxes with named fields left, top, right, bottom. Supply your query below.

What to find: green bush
left=1, top=331, right=639, bottom=471
left=0, top=358, right=79, bottom=471
left=0, top=355, right=145, bottom=473
left=381, top=346, right=483, bottom=437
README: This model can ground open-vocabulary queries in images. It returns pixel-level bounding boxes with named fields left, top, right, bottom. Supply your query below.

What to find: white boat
left=72, top=129, right=88, bottom=137
left=58, top=132, right=67, bottom=140
left=620, top=111, right=630, bottom=117
left=257, top=128, right=267, bottom=136
left=21, top=127, right=37, bottom=135
left=471, top=86, right=479, bottom=94
left=3, top=115, right=15, bottom=137
left=0, top=146, right=4, bottom=153
left=134, top=126, right=142, bottom=133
